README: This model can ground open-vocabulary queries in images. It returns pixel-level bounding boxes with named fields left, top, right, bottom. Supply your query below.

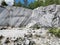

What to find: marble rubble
left=0, top=28, right=60, bottom=45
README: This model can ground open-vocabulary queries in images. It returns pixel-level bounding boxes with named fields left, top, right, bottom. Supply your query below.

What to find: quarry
left=0, top=4, right=60, bottom=45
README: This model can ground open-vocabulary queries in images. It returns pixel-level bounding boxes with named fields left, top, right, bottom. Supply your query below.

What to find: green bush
left=49, top=27, right=60, bottom=38
left=1, top=1, right=7, bottom=6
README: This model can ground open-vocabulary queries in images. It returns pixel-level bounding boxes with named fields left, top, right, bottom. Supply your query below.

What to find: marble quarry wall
left=0, top=6, right=32, bottom=27
left=0, top=4, right=60, bottom=28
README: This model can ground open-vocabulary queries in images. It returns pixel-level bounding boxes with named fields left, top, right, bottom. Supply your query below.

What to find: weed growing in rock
left=49, top=27, right=60, bottom=38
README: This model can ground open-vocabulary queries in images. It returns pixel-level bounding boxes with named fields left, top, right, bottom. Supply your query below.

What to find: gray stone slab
left=0, top=7, right=5, bottom=13
left=8, top=17, right=20, bottom=26
left=15, top=17, right=26, bottom=27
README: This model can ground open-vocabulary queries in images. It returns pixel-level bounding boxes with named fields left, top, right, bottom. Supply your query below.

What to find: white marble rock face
left=0, top=5, right=60, bottom=27
left=27, top=4, right=60, bottom=28
left=0, top=6, right=32, bottom=27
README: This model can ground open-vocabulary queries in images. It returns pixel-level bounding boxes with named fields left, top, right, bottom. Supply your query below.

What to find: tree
left=13, top=0, right=60, bottom=9
left=23, top=0, right=28, bottom=7
left=28, top=0, right=44, bottom=9
left=54, top=0, right=60, bottom=4
left=13, top=1, right=22, bottom=7
left=45, top=0, right=60, bottom=5
left=1, top=1, right=7, bottom=6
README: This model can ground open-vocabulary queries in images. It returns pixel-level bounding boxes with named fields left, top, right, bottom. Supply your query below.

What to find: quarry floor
left=0, top=28, right=60, bottom=45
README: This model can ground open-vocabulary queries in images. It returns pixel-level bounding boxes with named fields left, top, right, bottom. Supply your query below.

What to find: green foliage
left=45, top=0, right=54, bottom=6
left=2, top=0, right=60, bottom=9
left=13, top=1, right=22, bottom=7
left=45, top=0, right=60, bottom=6
left=49, top=27, right=60, bottom=38
left=55, top=0, right=60, bottom=4
left=28, top=0, right=60, bottom=9
left=28, top=1, right=44, bottom=9
left=1, top=1, right=7, bottom=6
